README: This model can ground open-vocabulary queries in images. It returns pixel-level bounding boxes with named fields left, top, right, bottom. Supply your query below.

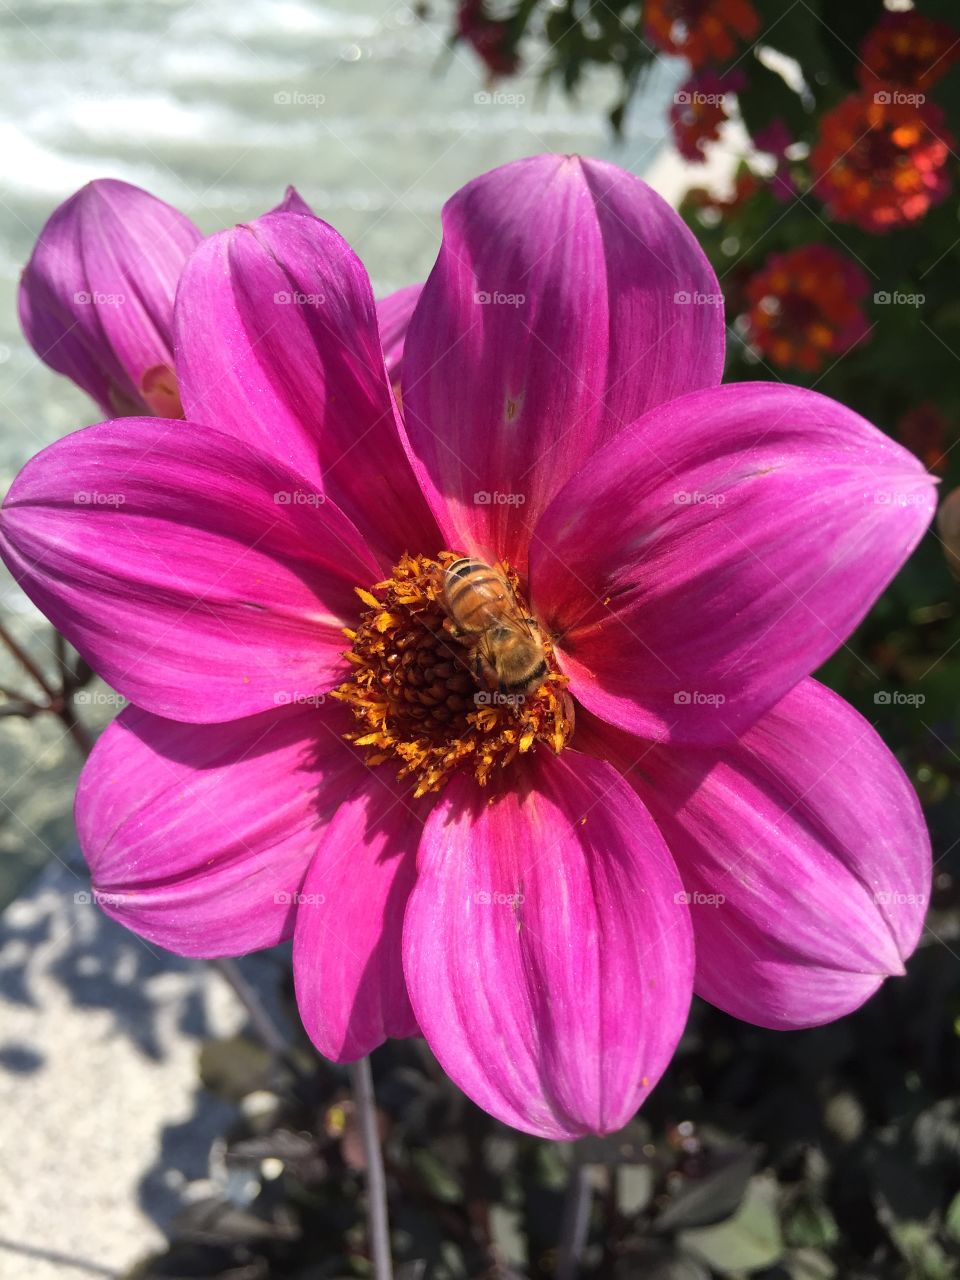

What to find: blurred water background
left=0, top=0, right=690, bottom=907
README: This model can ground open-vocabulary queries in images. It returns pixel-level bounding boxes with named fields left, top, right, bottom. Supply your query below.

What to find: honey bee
left=442, top=557, right=549, bottom=699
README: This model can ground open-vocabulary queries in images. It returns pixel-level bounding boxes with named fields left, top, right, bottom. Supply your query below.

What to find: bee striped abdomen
left=512, top=658, right=548, bottom=688
left=443, top=557, right=511, bottom=633
left=441, top=556, right=549, bottom=699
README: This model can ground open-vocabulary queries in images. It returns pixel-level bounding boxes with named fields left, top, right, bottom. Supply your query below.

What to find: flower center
left=332, top=552, right=574, bottom=796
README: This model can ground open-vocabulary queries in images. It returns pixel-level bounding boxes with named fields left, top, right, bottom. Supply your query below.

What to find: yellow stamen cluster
left=332, top=552, right=574, bottom=796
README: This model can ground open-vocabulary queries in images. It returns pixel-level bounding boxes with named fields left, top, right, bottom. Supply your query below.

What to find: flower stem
left=557, top=1162, right=592, bottom=1280
left=56, top=690, right=94, bottom=758
left=210, top=956, right=290, bottom=1056
left=0, top=619, right=56, bottom=701
left=0, top=621, right=93, bottom=757
left=349, top=1055, right=393, bottom=1280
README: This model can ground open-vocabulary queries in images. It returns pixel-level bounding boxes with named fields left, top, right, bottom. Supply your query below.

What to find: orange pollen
left=332, top=551, right=575, bottom=797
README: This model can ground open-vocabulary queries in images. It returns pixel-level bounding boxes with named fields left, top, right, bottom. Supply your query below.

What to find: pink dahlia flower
left=18, top=180, right=419, bottom=419
left=1, top=155, right=935, bottom=1139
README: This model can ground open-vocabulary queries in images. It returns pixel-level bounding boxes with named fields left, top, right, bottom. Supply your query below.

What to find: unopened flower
left=645, top=0, right=760, bottom=68
left=19, top=180, right=202, bottom=418
left=811, top=91, right=953, bottom=232
left=741, top=244, right=870, bottom=372
left=670, top=71, right=745, bottom=162
left=2, top=156, right=934, bottom=1139
left=19, top=181, right=415, bottom=415
left=859, top=11, right=959, bottom=92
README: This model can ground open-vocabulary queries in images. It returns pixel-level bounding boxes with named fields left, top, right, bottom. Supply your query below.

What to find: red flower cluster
left=859, top=10, right=959, bottom=92
left=644, top=0, right=759, bottom=68
left=684, top=167, right=761, bottom=217
left=897, top=402, right=950, bottom=475
left=811, top=91, right=953, bottom=232
left=457, top=0, right=519, bottom=77
left=670, top=71, right=744, bottom=161
left=742, top=245, right=870, bottom=372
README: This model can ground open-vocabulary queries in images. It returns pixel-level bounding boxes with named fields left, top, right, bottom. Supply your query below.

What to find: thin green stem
left=557, top=1162, right=592, bottom=1280
left=350, top=1055, right=393, bottom=1280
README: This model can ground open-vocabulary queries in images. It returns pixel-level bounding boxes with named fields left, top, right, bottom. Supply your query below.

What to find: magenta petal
left=579, top=680, right=931, bottom=1029
left=77, top=703, right=365, bottom=957
left=293, top=773, right=423, bottom=1061
left=400, top=153, right=724, bottom=570
left=270, top=185, right=314, bottom=215
left=175, top=211, right=439, bottom=565
left=0, top=418, right=380, bottom=722
left=19, top=179, right=201, bottom=416
left=403, top=750, right=694, bottom=1138
left=531, top=383, right=936, bottom=744
left=376, top=283, right=422, bottom=383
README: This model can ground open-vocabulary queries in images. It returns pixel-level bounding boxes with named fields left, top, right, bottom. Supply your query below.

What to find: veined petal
left=19, top=179, right=201, bottom=416
left=400, top=153, right=724, bottom=571
left=258, top=194, right=420, bottom=389
left=531, top=383, right=936, bottom=744
left=293, top=772, right=424, bottom=1061
left=77, top=702, right=366, bottom=957
left=377, top=283, right=422, bottom=383
left=403, top=750, right=694, bottom=1139
left=174, top=211, right=439, bottom=566
left=578, top=680, right=931, bottom=1028
left=0, top=418, right=380, bottom=723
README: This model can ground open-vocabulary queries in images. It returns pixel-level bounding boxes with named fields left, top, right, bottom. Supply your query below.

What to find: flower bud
left=18, top=179, right=202, bottom=417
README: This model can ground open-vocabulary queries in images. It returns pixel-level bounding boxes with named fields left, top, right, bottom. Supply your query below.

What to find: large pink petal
left=578, top=680, right=931, bottom=1029
left=531, top=383, right=936, bottom=744
left=0, top=418, right=380, bottom=723
left=174, top=211, right=438, bottom=566
left=293, top=772, right=424, bottom=1061
left=376, top=283, right=422, bottom=383
left=77, top=702, right=366, bottom=957
left=400, top=153, right=724, bottom=571
left=249, top=194, right=420, bottom=383
left=403, top=750, right=694, bottom=1138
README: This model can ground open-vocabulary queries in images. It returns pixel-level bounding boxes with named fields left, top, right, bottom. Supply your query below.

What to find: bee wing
left=475, top=626, right=499, bottom=667
left=507, top=600, right=540, bottom=638
left=497, top=571, right=540, bottom=637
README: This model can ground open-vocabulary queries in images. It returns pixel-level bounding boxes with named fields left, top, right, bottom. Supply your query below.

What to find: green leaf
left=656, top=1147, right=757, bottom=1231
left=786, top=1249, right=838, bottom=1280
left=198, top=1034, right=273, bottom=1104
left=679, top=1174, right=784, bottom=1273
left=618, top=1163, right=655, bottom=1217
left=410, top=1148, right=463, bottom=1204
left=783, top=1194, right=840, bottom=1249
left=887, top=1219, right=958, bottom=1280
left=615, top=1244, right=710, bottom=1280
left=947, top=1192, right=960, bottom=1243
left=737, top=57, right=811, bottom=143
